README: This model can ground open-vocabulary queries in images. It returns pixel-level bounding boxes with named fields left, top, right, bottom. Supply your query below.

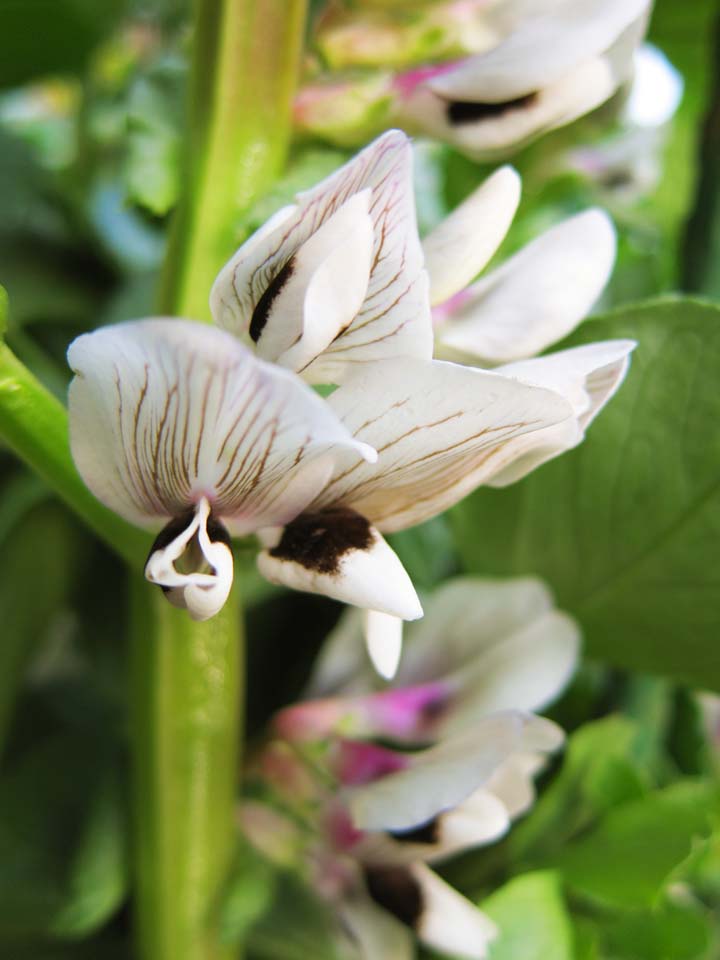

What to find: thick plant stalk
left=131, top=580, right=242, bottom=960
left=160, top=0, right=309, bottom=321
left=131, top=2, right=308, bottom=959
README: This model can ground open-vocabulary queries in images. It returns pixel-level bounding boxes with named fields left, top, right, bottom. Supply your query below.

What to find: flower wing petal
left=436, top=210, right=616, bottom=363
left=424, top=166, right=520, bottom=306
left=257, top=516, right=422, bottom=619
left=68, top=319, right=374, bottom=532
left=317, top=358, right=573, bottom=532
left=348, top=712, right=562, bottom=832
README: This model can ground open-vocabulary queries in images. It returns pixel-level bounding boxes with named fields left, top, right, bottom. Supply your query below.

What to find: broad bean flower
left=242, top=577, right=577, bottom=959
left=68, top=132, right=632, bottom=632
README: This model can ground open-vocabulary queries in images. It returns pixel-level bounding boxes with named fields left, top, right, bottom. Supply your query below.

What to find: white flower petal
left=365, top=863, right=496, bottom=960
left=487, top=339, right=635, bottom=486
left=436, top=210, right=617, bottom=364
left=423, top=166, right=521, bottom=306
left=398, top=576, right=554, bottom=684
left=349, top=712, right=561, bottom=832
left=485, top=751, right=546, bottom=820
left=365, top=610, right=404, bottom=680
left=68, top=319, right=374, bottom=531
left=442, top=610, right=580, bottom=734
left=256, top=512, right=422, bottom=619
left=211, top=130, right=432, bottom=382
left=426, top=0, right=651, bottom=101
left=315, top=357, right=573, bottom=532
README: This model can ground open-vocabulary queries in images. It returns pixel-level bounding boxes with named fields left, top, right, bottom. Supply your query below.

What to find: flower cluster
left=68, top=130, right=632, bottom=667
left=296, top=0, right=652, bottom=160
left=241, top=577, right=579, bottom=959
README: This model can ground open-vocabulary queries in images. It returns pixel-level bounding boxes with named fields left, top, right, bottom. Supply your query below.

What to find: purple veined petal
left=423, top=166, right=521, bottom=306
left=314, top=356, right=573, bottom=533
left=67, top=318, right=375, bottom=535
left=436, top=209, right=617, bottom=363
left=487, top=338, right=636, bottom=486
left=211, top=129, right=432, bottom=383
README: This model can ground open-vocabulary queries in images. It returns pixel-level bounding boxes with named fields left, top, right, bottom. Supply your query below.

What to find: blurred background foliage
left=0, top=0, right=719, bottom=957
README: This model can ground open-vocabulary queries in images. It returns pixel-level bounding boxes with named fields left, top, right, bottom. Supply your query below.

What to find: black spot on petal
left=365, top=866, right=423, bottom=929
left=207, top=513, right=232, bottom=549
left=446, top=92, right=538, bottom=126
left=389, top=817, right=440, bottom=846
left=250, top=257, right=296, bottom=343
left=147, top=508, right=195, bottom=562
left=269, top=507, right=373, bottom=576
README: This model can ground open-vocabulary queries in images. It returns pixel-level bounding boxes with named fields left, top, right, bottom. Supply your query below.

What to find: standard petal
left=314, top=357, right=573, bottom=533
left=68, top=319, right=374, bottom=531
left=256, top=509, right=423, bottom=619
left=487, top=339, right=635, bottom=486
left=436, top=210, right=617, bottom=363
left=348, top=712, right=562, bottom=832
left=364, top=863, right=497, bottom=960
left=423, top=166, right=521, bottom=306
left=211, top=130, right=432, bottom=382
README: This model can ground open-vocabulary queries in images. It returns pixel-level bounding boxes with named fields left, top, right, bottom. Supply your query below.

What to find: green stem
left=131, top=578, right=242, bottom=960
left=132, top=2, right=308, bottom=959
left=160, top=0, right=309, bottom=320
left=0, top=341, right=150, bottom=567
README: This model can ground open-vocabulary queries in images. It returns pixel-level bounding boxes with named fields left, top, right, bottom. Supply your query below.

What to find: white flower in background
left=67, top=319, right=375, bottom=620
left=279, top=576, right=579, bottom=738
left=211, top=130, right=432, bottom=385
left=394, top=0, right=652, bottom=160
left=242, top=577, right=576, bottom=958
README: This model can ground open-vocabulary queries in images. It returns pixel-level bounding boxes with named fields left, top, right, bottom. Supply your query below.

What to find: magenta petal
left=335, top=740, right=410, bottom=786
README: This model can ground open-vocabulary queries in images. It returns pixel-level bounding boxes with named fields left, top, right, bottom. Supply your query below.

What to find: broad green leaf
left=602, top=901, right=713, bottom=960
left=0, top=732, right=127, bottom=940
left=509, top=716, right=648, bottom=866
left=554, top=779, right=719, bottom=908
left=451, top=299, right=720, bottom=689
left=481, top=871, right=572, bottom=960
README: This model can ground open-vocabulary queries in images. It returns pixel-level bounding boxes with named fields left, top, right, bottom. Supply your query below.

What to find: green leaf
left=0, top=733, right=127, bottom=940
left=451, top=299, right=720, bottom=689
left=509, top=716, right=648, bottom=866
left=125, top=58, right=185, bottom=216
left=219, top=841, right=277, bottom=946
left=481, top=871, right=573, bottom=960
left=602, top=901, right=714, bottom=960
left=553, top=779, right=719, bottom=908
